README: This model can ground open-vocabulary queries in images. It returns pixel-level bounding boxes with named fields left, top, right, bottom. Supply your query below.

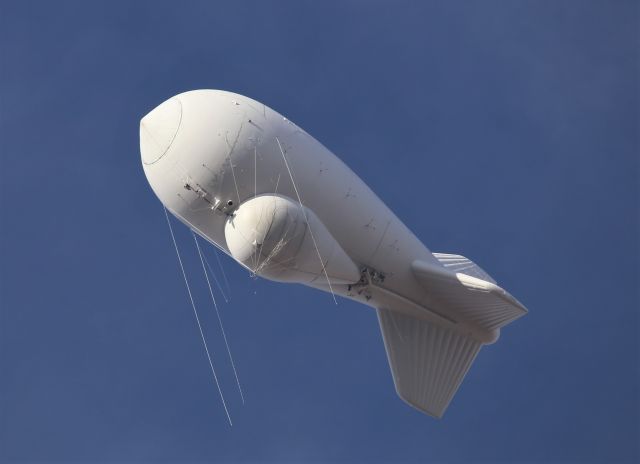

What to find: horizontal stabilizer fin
left=412, top=259, right=527, bottom=331
left=377, top=308, right=481, bottom=418
left=432, top=253, right=496, bottom=284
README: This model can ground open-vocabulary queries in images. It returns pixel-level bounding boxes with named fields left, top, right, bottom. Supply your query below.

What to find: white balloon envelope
left=140, top=89, right=528, bottom=418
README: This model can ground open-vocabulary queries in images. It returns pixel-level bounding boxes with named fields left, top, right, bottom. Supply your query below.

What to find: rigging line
left=225, top=125, right=244, bottom=207
left=199, top=235, right=237, bottom=297
left=195, top=228, right=231, bottom=256
left=253, top=173, right=279, bottom=277
left=163, top=207, right=233, bottom=427
left=253, top=173, right=282, bottom=277
left=252, top=146, right=258, bottom=270
left=203, top=254, right=229, bottom=303
left=193, top=231, right=245, bottom=404
left=274, top=172, right=281, bottom=195
left=275, top=137, right=337, bottom=305
left=214, top=247, right=232, bottom=297
left=229, top=159, right=242, bottom=208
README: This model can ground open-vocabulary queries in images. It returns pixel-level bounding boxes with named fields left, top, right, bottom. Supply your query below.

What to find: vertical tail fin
left=377, top=308, right=482, bottom=418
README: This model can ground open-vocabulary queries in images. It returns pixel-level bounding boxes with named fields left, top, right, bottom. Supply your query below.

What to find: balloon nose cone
left=140, top=98, right=183, bottom=165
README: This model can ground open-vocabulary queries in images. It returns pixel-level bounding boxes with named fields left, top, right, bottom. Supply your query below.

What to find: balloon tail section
left=164, top=207, right=233, bottom=426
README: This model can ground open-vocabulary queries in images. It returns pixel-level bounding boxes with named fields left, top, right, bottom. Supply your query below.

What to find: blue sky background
left=1, top=1, right=638, bottom=462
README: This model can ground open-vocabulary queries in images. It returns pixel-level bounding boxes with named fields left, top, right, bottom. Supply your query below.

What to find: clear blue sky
left=1, top=1, right=638, bottom=462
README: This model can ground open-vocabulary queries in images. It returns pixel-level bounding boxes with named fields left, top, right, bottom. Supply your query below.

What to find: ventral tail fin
left=377, top=308, right=482, bottom=418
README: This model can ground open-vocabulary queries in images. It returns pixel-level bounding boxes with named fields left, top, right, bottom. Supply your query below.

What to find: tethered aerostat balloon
left=140, top=90, right=527, bottom=418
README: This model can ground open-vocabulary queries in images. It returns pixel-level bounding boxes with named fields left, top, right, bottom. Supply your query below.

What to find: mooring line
left=193, top=231, right=245, bottom=404
left=163, top=207, right=232, bottom=426
left=203, top=254, right=229, bottom=303
left=214, top=247, right=232, bottom=298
